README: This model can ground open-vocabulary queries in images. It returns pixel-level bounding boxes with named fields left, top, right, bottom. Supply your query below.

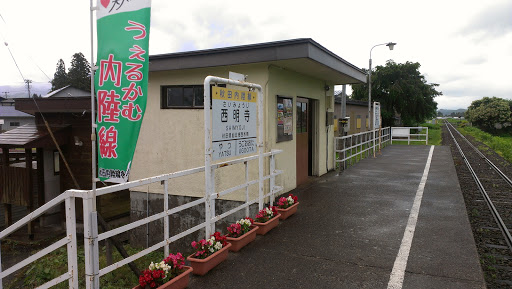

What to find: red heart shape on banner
left=100, top=0, right=110, bottom=8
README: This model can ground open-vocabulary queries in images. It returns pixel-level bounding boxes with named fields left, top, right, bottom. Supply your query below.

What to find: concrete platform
left=187, top=145, right=486, bottom=289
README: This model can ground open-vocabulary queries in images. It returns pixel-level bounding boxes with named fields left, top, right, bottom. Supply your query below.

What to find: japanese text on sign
left=212, top=86, right=257, bottom=160
left=96, top=1, right=151, bottom=183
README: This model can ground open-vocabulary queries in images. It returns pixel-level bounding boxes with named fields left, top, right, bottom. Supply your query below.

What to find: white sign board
left=373, top=102, right=381, bottom=129
left=0, top=119, right=4, bottom=125
left=212, top=86, right=257, bottom=160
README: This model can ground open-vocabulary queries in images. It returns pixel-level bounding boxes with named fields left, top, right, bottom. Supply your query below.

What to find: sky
left=1, top=0, right=511, bottom=110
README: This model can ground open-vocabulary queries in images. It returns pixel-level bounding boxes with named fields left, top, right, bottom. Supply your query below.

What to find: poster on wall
left=277, top=96, right=293, bottom=142
left=95, top=0, right=151, bottom=183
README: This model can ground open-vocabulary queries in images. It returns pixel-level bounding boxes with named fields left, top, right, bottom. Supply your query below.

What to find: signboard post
left=204, top=76, right=263, bottom=238
left=373, top=102, right=381, bottom=156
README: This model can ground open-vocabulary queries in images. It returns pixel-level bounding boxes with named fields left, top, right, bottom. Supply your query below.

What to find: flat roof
left=149, top=38, right=367, bottom=85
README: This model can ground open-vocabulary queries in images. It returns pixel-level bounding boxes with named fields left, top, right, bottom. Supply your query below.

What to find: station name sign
left=212, top=86, right=257, bottom=160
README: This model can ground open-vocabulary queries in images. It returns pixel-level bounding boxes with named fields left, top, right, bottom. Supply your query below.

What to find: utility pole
left=24, top=79, right=32, bottom=98
left=1, top=92, right=9, bottom=98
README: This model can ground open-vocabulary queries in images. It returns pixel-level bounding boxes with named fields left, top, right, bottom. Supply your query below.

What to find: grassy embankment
left=449, top=119, right=512, bottom=163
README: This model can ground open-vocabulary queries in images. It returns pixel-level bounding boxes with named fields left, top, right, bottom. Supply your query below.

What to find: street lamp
left=368, top=42, right=396, bottom=156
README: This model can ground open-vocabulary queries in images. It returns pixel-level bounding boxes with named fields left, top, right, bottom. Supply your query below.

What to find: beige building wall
left=266, top=66, right=334, bottom=193
left=130, top=63, right=334, bottom=201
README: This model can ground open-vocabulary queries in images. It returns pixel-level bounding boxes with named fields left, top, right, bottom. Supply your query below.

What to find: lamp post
left=368, top=42, right=396, bottom=156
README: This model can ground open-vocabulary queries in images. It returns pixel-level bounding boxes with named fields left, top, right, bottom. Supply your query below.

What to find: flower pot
left=277, top=202, right=299, bottom=220
left=132, top=266, right=193, bottom=289
left=253, top=214, right=281, bottom=235
left=225, top=225, right=259, bottom=252
left=187, top=242, right=231, bottom=276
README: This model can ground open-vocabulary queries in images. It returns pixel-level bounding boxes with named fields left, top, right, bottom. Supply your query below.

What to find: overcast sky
left=1, top=0, right=511, bottom=109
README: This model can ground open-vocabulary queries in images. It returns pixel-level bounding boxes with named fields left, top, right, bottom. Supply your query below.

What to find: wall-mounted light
left=324, top=85, right=330, bottom=91
left=74, top=136, right=83, bottom=146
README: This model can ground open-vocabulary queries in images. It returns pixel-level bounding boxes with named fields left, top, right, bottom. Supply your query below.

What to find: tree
left=351, top=60, right=441, bottom=127
left=50, top=59, right=69, bottom=92
left=465, top=97, right=512, bottom=132
left=68, top=52, right=91, bottom=92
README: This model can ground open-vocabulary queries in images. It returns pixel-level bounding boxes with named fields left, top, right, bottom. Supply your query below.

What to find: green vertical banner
left=95, top=0, right=151, bottom=183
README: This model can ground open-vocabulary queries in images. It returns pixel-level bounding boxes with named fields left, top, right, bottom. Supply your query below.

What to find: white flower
left=287, top=196, right=294, bottom=204
left=214, top=242, right=223, bottom=250
left=209, top=247, right=215, bottom=253
left=237, top=218, right=251, bottom=226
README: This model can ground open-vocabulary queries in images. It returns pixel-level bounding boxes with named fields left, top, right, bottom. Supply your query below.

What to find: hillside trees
left=68, top=52, right=91, bottom=92
left=351, top=60, right=441, bottom=127
left=50, top=59, right=68, bottom=91
left=465, top=97, right=512, bottom=132
left=50, top=53, right=91, bottom=92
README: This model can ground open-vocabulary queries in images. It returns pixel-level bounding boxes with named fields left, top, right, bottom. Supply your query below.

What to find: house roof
left=15, top=97, right=91, bottom=115
left=149, top=38, right=367, bottom=85
left=43, top=85, right=90, bottom=98
left=334, top=95, right=370, bottom=107
left=0, top=106, right=34, bottom=118
left=0, top=124, right=70, bottom=149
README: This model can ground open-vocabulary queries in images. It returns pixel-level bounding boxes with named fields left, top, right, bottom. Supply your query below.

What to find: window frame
left=160, top=85, right=205, bottom=109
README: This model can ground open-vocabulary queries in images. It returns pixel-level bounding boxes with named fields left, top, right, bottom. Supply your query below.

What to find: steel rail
left=445, top=121, right=512, bottom=253
left=446, top=122, right=512, bottom=188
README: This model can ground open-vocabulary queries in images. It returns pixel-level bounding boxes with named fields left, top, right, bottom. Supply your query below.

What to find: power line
left=4, top=42, right=25, bottom=82
left=1, top=13, right=51, bottom=83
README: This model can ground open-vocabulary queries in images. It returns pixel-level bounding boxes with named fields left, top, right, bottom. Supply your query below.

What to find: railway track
left=444, top=121, right=512, bottom=288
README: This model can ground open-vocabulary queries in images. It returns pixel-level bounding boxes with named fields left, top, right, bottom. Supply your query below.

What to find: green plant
left=7, top=243, right=166, bottom=289
left=459, top=126, right=512, bottom=163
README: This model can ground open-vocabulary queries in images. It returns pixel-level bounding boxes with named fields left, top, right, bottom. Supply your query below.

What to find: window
left=296, top=101, right=308, bottom=133
left=10, top=122, right=20, bottom=127
left=161, top=85, right=204, bottom=108
left=53, top=151, right=60, bottom=175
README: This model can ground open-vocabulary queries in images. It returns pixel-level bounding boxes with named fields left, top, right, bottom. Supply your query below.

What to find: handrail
left=0, top=148, right=283, bottom=289
left=334, top=127, right=391, bottom=172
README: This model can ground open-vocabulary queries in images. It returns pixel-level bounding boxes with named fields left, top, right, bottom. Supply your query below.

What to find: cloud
left=464, top=55, right=487, bottom=65
left=459, top=1, right=512, bottom=40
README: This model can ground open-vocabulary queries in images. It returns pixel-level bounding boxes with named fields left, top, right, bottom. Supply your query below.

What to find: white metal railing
left=0, top=150, right=283, bottom=289
left=334, top=127, right=391, bottom=172
left=391, top=127, right=428, bottom=145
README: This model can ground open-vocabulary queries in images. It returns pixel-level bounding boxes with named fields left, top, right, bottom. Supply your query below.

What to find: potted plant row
left=186, top=232, right=231, bottom=276
left=225, top=217, right=259, bottom=252
left=135, top=194, right=300, bottom=286
left=253, top=206, right=281, bottom=235
left=135, top=252, right=192, bottom=289
left=276, top=194, right=299, bottom=220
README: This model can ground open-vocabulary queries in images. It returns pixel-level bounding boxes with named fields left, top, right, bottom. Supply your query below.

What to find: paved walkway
left=187, top=145, right=486, bottom=289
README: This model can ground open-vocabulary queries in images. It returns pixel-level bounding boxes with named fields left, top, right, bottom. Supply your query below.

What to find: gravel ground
left=442, top=123, right=512, bottom=288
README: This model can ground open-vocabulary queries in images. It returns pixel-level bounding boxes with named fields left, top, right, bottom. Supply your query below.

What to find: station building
left=129, top=38, right=366, bottom=230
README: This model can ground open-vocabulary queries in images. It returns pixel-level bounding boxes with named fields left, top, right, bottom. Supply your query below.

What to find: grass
left=7, top=244, right=165, bottom=289
left=457, top=125, right=512, bottom=163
